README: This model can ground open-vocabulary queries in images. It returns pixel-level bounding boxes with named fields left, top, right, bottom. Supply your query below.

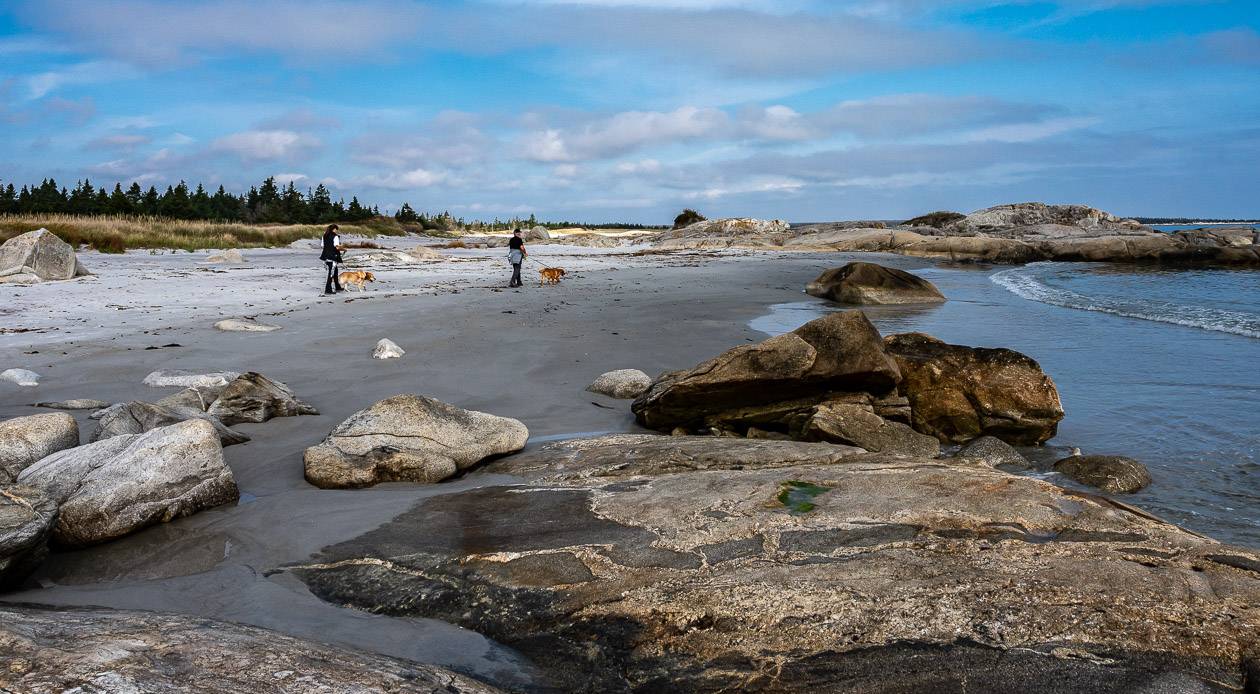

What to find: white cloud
left=615, top=159, right=664, bottom=174
left=356, top=168, right=449, bottom=190
left=958, top=116, right=1100, bottom=143
left=211, top=129, right=321, bottom=161
left=522, top=106, right=729, bottom=161
left=273, top=172, right=309, bottom=186
left=521, top=129, right=572, bottom=162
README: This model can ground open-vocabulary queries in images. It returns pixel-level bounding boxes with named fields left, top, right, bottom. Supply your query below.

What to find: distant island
left=1134, top=216, right=1260, bottom=224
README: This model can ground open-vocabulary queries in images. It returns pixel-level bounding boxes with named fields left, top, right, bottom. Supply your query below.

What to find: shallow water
left=752, top=262, right=1260, bottom=548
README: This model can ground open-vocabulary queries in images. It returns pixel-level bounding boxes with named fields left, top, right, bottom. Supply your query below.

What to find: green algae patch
left=777, top=480, right=830, bottom=514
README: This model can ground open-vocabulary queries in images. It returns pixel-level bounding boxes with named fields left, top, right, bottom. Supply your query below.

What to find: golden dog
left=539, top=267, right=566, bottom=286
left=338, top=270, right=376, bottom=292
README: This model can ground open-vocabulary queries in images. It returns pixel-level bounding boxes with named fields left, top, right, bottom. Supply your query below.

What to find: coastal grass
left=0, top=214, right=409, bottom=253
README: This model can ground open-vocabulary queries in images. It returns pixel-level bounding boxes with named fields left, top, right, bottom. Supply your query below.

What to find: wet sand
left=1, top=242, right=899, bottom=690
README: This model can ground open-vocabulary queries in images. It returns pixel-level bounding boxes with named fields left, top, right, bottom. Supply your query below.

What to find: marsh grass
left=0, top=214, right=408, bottom=253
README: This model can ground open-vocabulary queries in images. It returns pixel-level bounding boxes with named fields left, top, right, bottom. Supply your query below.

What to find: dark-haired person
left=321, top=223, right=344, bottom=295
left=507, top=228, right=527, bottom=288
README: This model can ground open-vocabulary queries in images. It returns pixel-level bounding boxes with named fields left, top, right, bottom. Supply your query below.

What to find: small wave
left=991, top=264, right=1260, bottom=339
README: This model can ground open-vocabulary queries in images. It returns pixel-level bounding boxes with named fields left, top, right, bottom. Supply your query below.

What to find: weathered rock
left=653, top=218, right=791, bottom=249
left=0, top=229, right=90, bottom=283
left=18, top=419, right=238, bottom=547
left=0, top=606, right=503, bottom=693
left=205, top=372, right=318, bottom=426
left=1054, top=454, right=1153, bottom=494
left=586, top=369, right=652, bottom=399
left=802, top=402, right=939, bottom=457
left=408, top=245, right=444, bottom=260
left=0, top=413, right=79, bottom=483
left=1, top=368, right=40, bottom=387
left=373, top=338, right=406, bottom=359
left=289, top=435, right=1260, bottom=693
left=0, top=484, right=57, bottom=590
left=633, top=311, right=900, bottom=432
left=954, top=435, right=1031, bottom=470
left=524, top=225, right=551, bottom=241
left=214, top=317, right=281, bottom=332
left=154, top=384, right=226, bottom=412
left=89, top=401, right=249, bottom=447
left=344, top=248, right=420, bottom=265
left=143, top=369, right=240, bottom=389
left=204, top=248, right=244, bottom=263
left=304, top=394, right=529, bottom=488
left=32, top=398, right=110, bottom=411
left=885, top=332, right=1063, bottom=445
left=947, top=202, right=1147, bottom=234
left=805, top=261, right=946, bottom=305
left=556, top=232, right=621, bottom=247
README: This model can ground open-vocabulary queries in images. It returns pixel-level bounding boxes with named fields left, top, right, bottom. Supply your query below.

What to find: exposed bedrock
left=286, top=434, right=1260, bottom=693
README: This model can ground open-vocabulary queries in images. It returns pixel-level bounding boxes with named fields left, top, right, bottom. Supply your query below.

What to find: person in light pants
left=507, top=228, right=527, bottom=287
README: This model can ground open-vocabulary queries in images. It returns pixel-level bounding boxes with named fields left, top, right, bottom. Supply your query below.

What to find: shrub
left=672, top=209, right=706, bottom=229
left=903, top=211, right=965, bottom=228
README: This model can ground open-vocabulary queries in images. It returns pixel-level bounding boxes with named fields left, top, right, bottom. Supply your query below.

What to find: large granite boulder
left=805, top=262, right=946, bottom=305
left=205, top=371, right=318, bottom=426
left=0, top=229, right=91, bottom=284
left=0, top=412, right=79, bottom=483
left=1054, top=454, right=1153, bottom=494
left=885, top=333, right=1063, bottom=445
left=632, top=311, right=900, bottom=432
left=17, top=419, right=238, bottom=547
left=286, top=435, right=1260, bottom=693
left=524, top=225, right=551, bottom=241
left=0, top=606, right=502, bottom=693
left=89, top=401, right=249, bottom=447
left=304, top=394, right=529, bottom=488
left=586, top=369, right=652, bottom=399
left=0, top=484, right=57, bottom=590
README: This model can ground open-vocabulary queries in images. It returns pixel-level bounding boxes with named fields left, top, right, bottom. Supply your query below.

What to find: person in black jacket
left=320, top=224, right=344, bottom=295
left=507, top=228, right=527, bottom=287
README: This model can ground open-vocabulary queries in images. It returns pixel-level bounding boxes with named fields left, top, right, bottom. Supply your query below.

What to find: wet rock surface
left=0, top=605, right=503, bottom=693
left=89, top=400, right=250, bottom=446
left=586, top=369, right=652, bottom=399
left=953, top=434, right=1031, bottom=470
left=0, top=412, right=79, bottom=482
left=205, top=371, right=318, bottom=426
left=1054, top=454, right=1153, bottom=494
left=0, top=484, right=56, bottom=590
left=885, top=332, right=1064, bottom=445
left=806, top=261, right=946, bottom=305
left=304, top=394, right=529, bottom=488
left=17, top=419, right=238, bottom=547
left=287, top=435, right=1260, bottom=693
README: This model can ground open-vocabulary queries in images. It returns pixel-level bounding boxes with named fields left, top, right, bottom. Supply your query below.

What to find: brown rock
left=1054, top=454, right=1152, bottom=493
left=206, top=371, right=318, bottom=426
left=802, top=402, right=940, bottom=457
left=805, top=262, right=945, bottom=305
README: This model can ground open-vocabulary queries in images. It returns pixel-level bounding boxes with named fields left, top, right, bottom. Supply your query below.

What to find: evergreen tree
left=0, top=183, right=16, bottom=214
left=125, top=182, right=143, bottom=211
left=309, top=183, right=333, bottom=222
left=346, top=196, right=366, bottom=221
left=142, top=186, right=160, bottom=215
left=190, top=183, right=212, bottom=219
left=108, top=183, right=132, bottom=215
left=395, top=202, right=419, bottom=223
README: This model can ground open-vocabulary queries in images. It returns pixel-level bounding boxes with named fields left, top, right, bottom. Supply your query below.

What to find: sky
left=0, top=0, right=1257, bottom=223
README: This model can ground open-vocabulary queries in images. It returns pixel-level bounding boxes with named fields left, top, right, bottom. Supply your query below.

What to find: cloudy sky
left=1, top=1, right=1257, bottom=222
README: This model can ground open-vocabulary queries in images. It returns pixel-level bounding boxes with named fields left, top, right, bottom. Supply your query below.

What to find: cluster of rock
left=0, top=229, right=92, bottom=285
left=0, top=371, right=316, bottom=587
left=284, top=432, right=1260, bottom=692
left=651, top=203, right=1259, bottom=266
left=631, top=311, right=1063, bottom=457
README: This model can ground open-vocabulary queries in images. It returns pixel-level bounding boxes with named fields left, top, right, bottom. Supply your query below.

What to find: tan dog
left=338, top=270, right=376, bottom=291
left=539, top=267, right=566, bottom=286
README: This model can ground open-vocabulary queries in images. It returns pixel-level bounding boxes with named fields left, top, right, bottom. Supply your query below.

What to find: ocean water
left=752, top=261, right=1260, bottom=548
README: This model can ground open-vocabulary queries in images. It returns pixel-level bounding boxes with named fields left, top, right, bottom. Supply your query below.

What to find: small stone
left=372, top=339, right=405, bottom=360
left=586, top=369, right=652, bottom=399
left=214, top=318, right=281, bottom=332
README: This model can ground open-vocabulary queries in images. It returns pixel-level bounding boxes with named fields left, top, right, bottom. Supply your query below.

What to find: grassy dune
left=0, top=214, right=409, bottom=253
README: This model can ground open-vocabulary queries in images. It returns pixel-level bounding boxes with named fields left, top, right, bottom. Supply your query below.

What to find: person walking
left=507, top=228, right=527, bottom=287
left=321, top=223, right=344, bottom=295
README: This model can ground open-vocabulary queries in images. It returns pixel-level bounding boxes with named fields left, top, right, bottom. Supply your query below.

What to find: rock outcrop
left=304, top=394, right=529, bottom=488
left=0, top=606, right=502, bottom=693
left=945, top=202, right=1146, bottom=234
left=586, top=369, right=652, bottom=399
left=88, top=401, right=249, bottom=447
left=288, top=435, right=1260, bottom=693
left=652, top=218, right=791, bottom=249
left=885, top=332, right=1063, bottom=445
left=0, top=413, right=79, bottom=482
left=0, top=369, right=40, bottom=387
left=0, top=229, right=91, bottom=284
left=373, top=338, right=406, bottom=359
left=805, top=261, right=946, bottom=305
left=17, top=419, right=238, bottom=547
left=205, top=372, right=318, bottom=426
left=1054, top=454, right=1153, bottom=494
left=205, top=248, right=244, bottom=263
left=214, top=317, right=281, bottom=332
left=0, top=484, right=57, bottom=590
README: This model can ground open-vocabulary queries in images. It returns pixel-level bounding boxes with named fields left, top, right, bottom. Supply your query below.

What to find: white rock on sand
left=0, top=229, right=92, bottom=284
left=143, top=370, right=240, bottom=389
left=407, top=246, right=444, bottom=260
left=205, top=249, right=245, bottom=263
left=1, top=369, right=41, bottom=387
left=214, top=317, right=281, bottom=332
left=372, top=339, right=405, bottom=359
left=586, top=369, right=652, bottom=399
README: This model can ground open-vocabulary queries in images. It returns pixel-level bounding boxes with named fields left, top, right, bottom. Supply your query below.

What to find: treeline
left=0, top=177, right=381, bottom=225
left=1134, top=216, right=1259, bottom=224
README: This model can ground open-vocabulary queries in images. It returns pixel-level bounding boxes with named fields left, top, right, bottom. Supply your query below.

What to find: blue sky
left=0, top=0, right=1257, bottom=222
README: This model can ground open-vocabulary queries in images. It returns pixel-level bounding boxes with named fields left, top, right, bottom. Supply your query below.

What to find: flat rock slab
left=214, top=317, right=281, bottom=332
left=304, top=394, right=529, bottom=488
left=287, top=435, right=1260, bottom=693
left=143, top=369, right=240, bottom=389
left=0, top=606, right=502, bottom=693
left=18, top=419, right=238, bottom=547
left=32, top=399, right=110, bottom=410
left=0, top=412, right=79, bottom=482
left=0, top=484, right=57, bottom=590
